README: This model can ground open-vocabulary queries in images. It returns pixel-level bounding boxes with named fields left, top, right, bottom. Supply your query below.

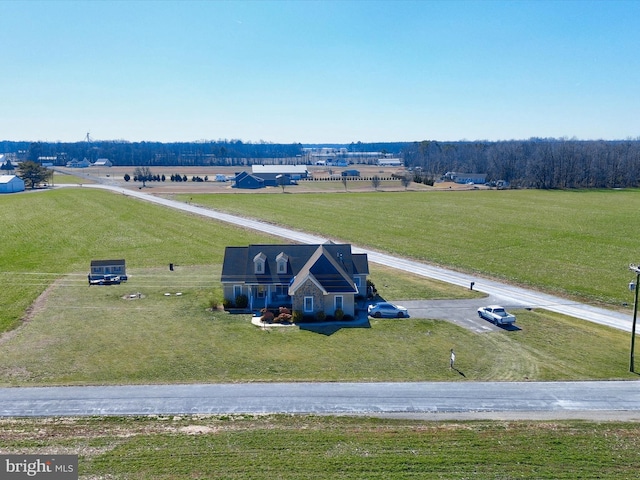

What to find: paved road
left=1, top=381, right=640, bottom=420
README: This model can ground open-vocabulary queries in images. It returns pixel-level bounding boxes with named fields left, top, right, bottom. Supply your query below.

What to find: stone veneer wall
left=292, top=279, right=324, bottom=315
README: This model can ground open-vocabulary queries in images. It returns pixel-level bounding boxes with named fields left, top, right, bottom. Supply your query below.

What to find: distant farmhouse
left=443, top=172, right=487, bottom=184
left=0, top=154, right=17, bottom=171
left=66, top=158, right=91, bottom=168
left=233, top=165, right=309, bottom=189
left=92, top=158, right=113, bottom=167
left=221, top=243, right=369, bottom=318
left=233, top=171, right=264, bottom=189
left=0, top=175, right=25, bottom=193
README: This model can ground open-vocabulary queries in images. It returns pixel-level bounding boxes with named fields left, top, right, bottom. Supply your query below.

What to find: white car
left=477, top=305, right=516, bottom=325
left=368, top=302, right=409, bottom=318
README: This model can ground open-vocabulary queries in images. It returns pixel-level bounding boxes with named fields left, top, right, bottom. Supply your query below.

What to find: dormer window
left=276, top=252, right=289, bottom=274
left=253, top=252, right=267, bottom=274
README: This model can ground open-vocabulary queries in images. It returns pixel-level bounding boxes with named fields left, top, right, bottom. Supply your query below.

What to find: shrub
left=275, top=312, right=292, bottom=323
left=292, top=310, right=304, bottom=323
left=235, top=294, right=248, bottom=309
left=334, top=308, right=344, bottom=321
left=367, top=279, right=378, bottom=298
left=207, top=295, right=219, bottom=311
left=316, top=311, right=326, bottom=322
left=260, top=310, right=275, bottom=323
left=222, top=298, right=234, bottom=309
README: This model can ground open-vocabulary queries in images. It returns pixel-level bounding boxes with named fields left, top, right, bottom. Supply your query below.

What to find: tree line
left=2, top=138, right=640, bottom=189
left=401, top=139, right=640, bottom=189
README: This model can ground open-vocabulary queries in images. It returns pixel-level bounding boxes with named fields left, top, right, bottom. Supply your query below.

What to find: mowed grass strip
left=2, top=415, right=640, bottom=479
left=180, top=189, right=640, bottom=307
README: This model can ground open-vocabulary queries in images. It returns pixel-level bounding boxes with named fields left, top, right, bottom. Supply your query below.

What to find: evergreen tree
left=17, top=161, right=50, bottom=189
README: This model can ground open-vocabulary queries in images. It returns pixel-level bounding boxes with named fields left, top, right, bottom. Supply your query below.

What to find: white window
left=253, top=252, right=267, bottom=274
left=304, top=296, right=313, bottom=313
left=335, top=296, right=343, bottom=311
left=276, top=252, right=288, bottom=274
left=234, top=285, right=242, bottom=298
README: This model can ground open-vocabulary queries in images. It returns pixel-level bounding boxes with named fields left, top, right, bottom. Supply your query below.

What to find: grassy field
left=2, top=185, right=640, bottom=478
left=0, top=187, right=636, bottom=386
left=0, top=187, right=276, bottom=333
left=52, top=171, right=89, bottom=184
left=2, top=415, right=640, bottom=479
left=0, top=262, right=631, bottom=385
left=176, top=189, right=640, bottom=308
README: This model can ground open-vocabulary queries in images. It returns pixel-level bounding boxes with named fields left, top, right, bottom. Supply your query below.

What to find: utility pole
left=629, top=264, right=640, bottom=372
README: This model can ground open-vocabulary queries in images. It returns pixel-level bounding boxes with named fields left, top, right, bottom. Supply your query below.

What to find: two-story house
left=221, top=243, right=368, bottom=318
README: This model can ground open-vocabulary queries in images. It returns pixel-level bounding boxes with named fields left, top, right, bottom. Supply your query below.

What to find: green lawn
left=0, top=188, right=274, bottom=333
left=0, top=187, right=637, bottom=386
left=0, top=262, right=633, bottom=386
left=178, top=189, right=640, bottom=307
left=2, top=415, right=639, bottom=479
left=51, top=171, right=90, bottom=184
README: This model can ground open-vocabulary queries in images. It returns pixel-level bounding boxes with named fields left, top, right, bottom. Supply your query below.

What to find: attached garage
left=0, top=175, right=25, bottom=193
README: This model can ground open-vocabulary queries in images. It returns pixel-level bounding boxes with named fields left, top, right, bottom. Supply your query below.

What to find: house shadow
left=298, top=316, right=371, bottom=336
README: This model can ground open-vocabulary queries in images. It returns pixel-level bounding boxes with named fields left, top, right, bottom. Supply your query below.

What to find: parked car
left=477, top=305, right=516, bottom=325
left=368, top=302, right=409, bottom=318
left=90, top=274, right=121, bottom=286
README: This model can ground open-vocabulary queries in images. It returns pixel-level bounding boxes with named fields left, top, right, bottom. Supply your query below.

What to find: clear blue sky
left=1, top=0, right=639, bottom=144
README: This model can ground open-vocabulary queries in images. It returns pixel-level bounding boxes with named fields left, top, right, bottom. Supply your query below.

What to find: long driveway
left=6, top=182, right=632, bottom=420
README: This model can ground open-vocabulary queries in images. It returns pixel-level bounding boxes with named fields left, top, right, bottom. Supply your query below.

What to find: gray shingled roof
left=221, top=244, right=367, bottom=292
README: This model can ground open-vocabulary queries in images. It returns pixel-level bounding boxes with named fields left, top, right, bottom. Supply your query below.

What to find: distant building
left=38, top=156, right=57, bottom=167
left=233, top=171, right=265, bottom=189
left=90, top=259, right=127, bottom=280
left=92, top=158, right=113, bottom=167
left=66, top=158, right=91, bottom=168
left=326, top=159, right=349, bottom=167
left=443, top=172, right=487, bottom=184
left=377, top=158, right=402, bottom=167
left=0, top=175, right=25, bottom=193
left=252, top=165, right=308, bottom=179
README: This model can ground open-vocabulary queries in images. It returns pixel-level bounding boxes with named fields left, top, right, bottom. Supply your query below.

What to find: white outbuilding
left=0, top=175, right=25, bottom=193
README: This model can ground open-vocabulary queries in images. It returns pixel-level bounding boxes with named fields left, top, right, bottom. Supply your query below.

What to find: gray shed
left=0, top=175, right=25, bottom=193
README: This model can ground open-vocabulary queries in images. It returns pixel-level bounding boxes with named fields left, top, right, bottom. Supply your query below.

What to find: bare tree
left=133, top=166, right=153, bottom=187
